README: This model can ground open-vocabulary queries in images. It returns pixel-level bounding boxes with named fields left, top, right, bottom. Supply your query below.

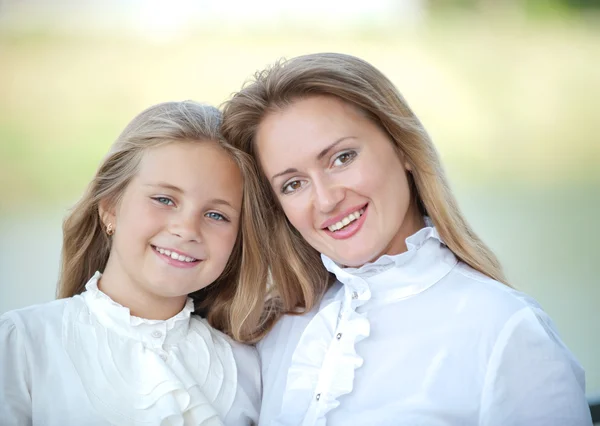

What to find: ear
left=398, top=150, right=412, bottom=172
left=98, top=198, right=117, bottom=230
left=392, top=144, right=412, bottom=172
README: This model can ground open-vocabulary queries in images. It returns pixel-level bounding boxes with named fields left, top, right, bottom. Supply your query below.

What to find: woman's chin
left=327, top=250, right=381, bottom=269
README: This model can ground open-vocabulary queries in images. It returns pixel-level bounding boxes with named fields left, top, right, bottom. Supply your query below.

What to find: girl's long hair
left=58, top=101, right=270, bottom=343
left=222, top=53, right=508, bottom=339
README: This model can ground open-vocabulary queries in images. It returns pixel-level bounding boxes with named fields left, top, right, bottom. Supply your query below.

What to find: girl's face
left=103, top=141, right=242, bottom=303
left=256, top=95, right=423, bottom=267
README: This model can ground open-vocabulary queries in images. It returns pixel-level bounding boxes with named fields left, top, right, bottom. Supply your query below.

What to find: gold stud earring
left=106, top=223, right=114, bottom=236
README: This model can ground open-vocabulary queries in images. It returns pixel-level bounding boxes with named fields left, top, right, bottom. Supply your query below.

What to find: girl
left=0, top=101, right=267, bottom=425
left=221, top=54, right=593, bottom=425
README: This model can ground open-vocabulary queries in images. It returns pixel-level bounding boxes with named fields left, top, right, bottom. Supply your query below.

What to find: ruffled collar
left=273, top=218, right=458, bottom=425
left=82, top=271, right=195, bottom=347
left=321, top=217, right=456, bottom=304
left=63, top=272, right=238, bottom=425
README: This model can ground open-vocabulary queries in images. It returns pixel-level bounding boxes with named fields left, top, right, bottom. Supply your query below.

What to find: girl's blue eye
left=154, top=196, right=174, bottom=206
left=333, top=150, right=357, bottom=167
left=206, top=212, right=227, bottom=221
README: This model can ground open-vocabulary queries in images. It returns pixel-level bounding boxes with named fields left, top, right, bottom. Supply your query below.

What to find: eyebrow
left=208, top=198, right=236, bottom=209
left=316, top=136, right=356, bottom=160
left=270, top=136, right=357, bottom=183
left=145, top=183, right=236, bottom=209
left=145, top=182, right=183, bottom=193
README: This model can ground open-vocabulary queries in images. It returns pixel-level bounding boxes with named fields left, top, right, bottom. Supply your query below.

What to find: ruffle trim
left=62, top=287, right=236, bottom=425
left=274, top=297, right=370, bottom=425
left=277, top=218, right=442, bottom=424
left=84, top=272, right=195, bottom=340
left=322, top=216, right=443, bottom=277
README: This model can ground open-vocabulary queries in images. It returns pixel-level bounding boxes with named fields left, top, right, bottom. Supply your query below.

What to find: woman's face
left=256, top=95, right=423, bottom=267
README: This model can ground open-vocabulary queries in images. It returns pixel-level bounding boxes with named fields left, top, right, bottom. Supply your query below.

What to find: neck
left=382, top=203, right=425, bottom=257
left=99, top=258, right=188, bottom=321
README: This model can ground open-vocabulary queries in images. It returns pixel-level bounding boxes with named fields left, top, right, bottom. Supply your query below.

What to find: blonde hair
left=222, top=52, right=508, bottom=335
left=58, top=101, right=270, bottom=343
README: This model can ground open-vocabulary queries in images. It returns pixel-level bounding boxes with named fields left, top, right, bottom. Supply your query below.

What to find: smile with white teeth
left=327, top=208, right=365, bottom=232
left=153, top=246, right=198, bottom=263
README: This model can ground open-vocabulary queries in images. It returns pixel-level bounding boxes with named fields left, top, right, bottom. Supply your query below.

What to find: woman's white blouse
left=0, top=273, right=260, bottom=426
left=257, top=223, right=592, bottom=425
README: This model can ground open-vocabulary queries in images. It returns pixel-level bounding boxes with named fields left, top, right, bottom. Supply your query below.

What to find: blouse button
left=351, top=291, right=358, bottom=300
left=159, top=353, right=167, bottom=361
left=151, top=331, right=162, bottom=339
left=336, top=333, right=342, bottom=340
left=315, top=393, right=321, bottom=401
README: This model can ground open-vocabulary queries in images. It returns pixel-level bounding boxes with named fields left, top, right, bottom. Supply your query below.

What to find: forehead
left=262, top=95, right=363, bottom=136
left=259, top=96, right=355, bottom=143
left=256, top=96, right=371, bottom=168
left=136, top=141, right=243, bottom=203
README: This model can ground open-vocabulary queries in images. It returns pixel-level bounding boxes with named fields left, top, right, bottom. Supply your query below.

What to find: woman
left=221, top=53, right=592, bottom=425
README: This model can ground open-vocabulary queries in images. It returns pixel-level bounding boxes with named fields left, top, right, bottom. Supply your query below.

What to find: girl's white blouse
left=257, top=222, right=592, bottom=426
left=0, top=273, right=260, bottom=426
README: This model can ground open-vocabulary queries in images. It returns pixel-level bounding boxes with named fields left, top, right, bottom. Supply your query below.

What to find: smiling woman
left=222, top=53, right=593, bottom=425
left=256, top=95, right=424, bottom=268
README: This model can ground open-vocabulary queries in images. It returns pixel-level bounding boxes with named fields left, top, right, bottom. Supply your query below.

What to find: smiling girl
left=222, top=54, right=592, bottom=425
left=0, top=101, right=265, bottom=425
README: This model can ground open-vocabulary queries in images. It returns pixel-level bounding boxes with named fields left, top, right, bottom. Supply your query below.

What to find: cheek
left=119, top=202, right=163, bottom=241
left=346, top=161, right=382, bottom=198
left=379, top=169, right=412, bottom=213
left=213, top=225, right=240, bottom=258
left=356, top=157, right=411, bottom=210
left=133, top=209, right=160, bottom=231
left=280, top=197, right=311, bottom=232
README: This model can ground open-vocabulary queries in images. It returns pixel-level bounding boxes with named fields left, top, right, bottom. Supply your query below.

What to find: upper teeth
left=327, top=208, right=365, bottom=232
left=154, top=246, right=197, bottom=262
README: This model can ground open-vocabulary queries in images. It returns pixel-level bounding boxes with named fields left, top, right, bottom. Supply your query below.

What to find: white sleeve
left=479, top=307, right=592, bottom=426
left=0, top=314, right=32, bottom=426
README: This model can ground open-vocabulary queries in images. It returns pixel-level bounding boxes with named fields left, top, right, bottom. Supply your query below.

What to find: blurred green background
left=0, top=0, right=598, bottom=398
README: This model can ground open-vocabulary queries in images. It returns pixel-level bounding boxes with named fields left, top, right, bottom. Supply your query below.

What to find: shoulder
left=190, top=316, right=258, bottom=359
left=0, top=299, right=70, bottom=371
left=2, top=298, right=71, bottom=322
left=446, top=263, right=574, bottom=355
left=189, top=315, right=260, bottom=378
left=221, top=330, right=260, bottom=375
left=1, top=298, right=70, bottom=341
left=189, top=316, right=261, bottom=414
left=219, top=333, right=261, bottom=416
left=258, top=282, right=343, bottom=352
left=257, top=285, right=343, bottom=377
left=446, top=262, right=544, bottom=321
left=431, top=262, right=569, bottom=357
left=257, top=305, right=321, bottom=359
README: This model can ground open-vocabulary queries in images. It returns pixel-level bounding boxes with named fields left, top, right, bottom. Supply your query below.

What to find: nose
left=169, top=210, right=202, bottom=243
left=313, top=176, right=345, bottom=214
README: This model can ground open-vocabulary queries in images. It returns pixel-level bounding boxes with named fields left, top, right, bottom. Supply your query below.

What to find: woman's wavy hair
left=221, top=52, right=508, bottom=338
left=57, top=101, right=270, bottom=343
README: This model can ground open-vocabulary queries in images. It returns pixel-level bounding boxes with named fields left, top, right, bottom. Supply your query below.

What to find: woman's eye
left=332, top=151, right=357, bottom=167
left=282, top=180, right=304, bottom=194
left=153, top=196, right=174, bottom=206
left=205, top=212, right=227, bottom=221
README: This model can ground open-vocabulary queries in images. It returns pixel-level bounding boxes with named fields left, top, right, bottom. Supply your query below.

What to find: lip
left=151, top=245, right=202, bottom=269
left=320, top=203, right=369, bottom=229
left=323, top=204, right=368, bottom=240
